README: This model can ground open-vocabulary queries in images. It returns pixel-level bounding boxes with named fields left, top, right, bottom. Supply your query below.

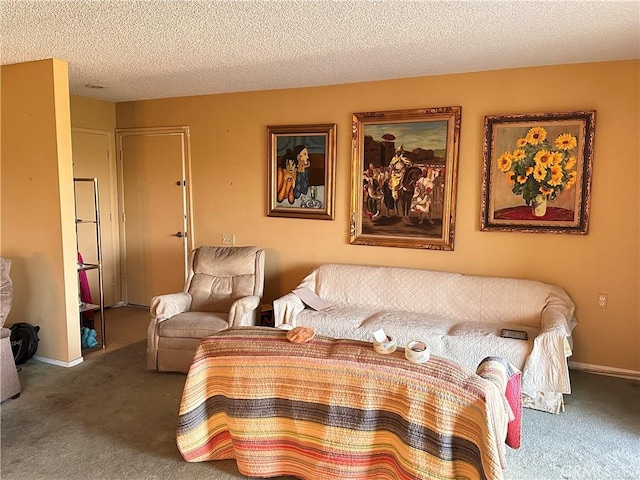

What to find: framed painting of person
left=267, top=124, right=336, bottom=220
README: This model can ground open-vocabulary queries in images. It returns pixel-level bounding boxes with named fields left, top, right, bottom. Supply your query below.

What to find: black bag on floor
left=10, top=322, right=40, bottom=364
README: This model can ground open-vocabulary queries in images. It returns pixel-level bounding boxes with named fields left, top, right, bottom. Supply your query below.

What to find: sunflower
left=505, top=171, right=515, bottom=185
left=565, top=171, right=578, bottom=189
left=539, top=186, right=554, bottom=196
left=548, top=165, right=564, bottom=186
left=533, top=164, right=547, bottom=182
left=517, top=174, right=527, bottom=184
left=534, top=150, right=553, bottom=168
left=512, top=149, right=526, bottom=161
left=551, top=152, right=564, bottom=165
left=516, top=138, right=528, bottom=147
left=555, top=133, right=577, bottom=150
left=526, top=126, right=547, bottom=145
left=565, top=156, right=577, bottom=170
left=497, top=152, right=512, bottom=172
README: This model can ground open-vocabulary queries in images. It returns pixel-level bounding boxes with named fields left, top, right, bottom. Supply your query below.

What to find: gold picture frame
left=350, top=106, right=461, bottom=250
left=481, top=110, right=596, bottom=234
left=267, top=124, right=336, bottom=220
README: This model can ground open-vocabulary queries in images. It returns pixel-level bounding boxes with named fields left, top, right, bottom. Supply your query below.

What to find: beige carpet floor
left=1, top=312, right=638, bottom=479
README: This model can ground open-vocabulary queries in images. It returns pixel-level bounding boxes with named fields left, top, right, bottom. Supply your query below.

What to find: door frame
left=72, top=127, right=123, bottom=306
left=114, top=126, right=194, bottom=305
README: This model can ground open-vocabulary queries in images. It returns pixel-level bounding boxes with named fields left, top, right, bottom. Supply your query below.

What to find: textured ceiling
left=1, top=0, right=639, bottom=103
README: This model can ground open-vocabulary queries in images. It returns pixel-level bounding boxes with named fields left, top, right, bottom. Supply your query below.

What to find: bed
left=176, top=327, right=511, bottom=480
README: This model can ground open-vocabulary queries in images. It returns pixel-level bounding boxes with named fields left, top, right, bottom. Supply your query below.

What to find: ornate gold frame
left=350, top=107, right=461, bottom=250
left=481, top=111, right=596, bottom=234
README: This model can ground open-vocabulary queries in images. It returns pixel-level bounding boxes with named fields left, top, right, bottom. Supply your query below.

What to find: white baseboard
left=30, top=354, right=637, bottom=378
left=32, top=354, right=84, bottom=368
left=569, top=361, right=640, bottom=381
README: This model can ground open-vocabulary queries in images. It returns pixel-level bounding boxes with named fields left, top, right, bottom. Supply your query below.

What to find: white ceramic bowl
left=373, top=335, right=397, bottom=354
left=404, top=340, right=430, bottom=364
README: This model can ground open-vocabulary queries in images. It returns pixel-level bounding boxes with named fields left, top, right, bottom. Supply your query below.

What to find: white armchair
left=146, top=246, right=265, bottom=373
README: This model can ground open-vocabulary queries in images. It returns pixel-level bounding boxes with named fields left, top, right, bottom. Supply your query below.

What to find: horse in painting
left=399, top=166, right=423, bottom=222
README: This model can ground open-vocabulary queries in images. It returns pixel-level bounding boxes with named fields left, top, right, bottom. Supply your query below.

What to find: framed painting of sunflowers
left=481, top=110, right=596, bottom=234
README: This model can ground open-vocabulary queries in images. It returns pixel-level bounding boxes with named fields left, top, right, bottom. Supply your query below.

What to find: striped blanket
left=177, top=327, right=509, bottom=480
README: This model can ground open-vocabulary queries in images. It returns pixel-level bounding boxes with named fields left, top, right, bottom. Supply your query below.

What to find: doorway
left=115, top=127, right=193, bottom=307
left=71, top=128, right=121, bottom=307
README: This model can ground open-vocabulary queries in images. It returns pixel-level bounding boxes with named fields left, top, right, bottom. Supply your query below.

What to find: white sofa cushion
left=298, top=308, right=538, bottom=376
left=314, top=264, right=560, bottom=328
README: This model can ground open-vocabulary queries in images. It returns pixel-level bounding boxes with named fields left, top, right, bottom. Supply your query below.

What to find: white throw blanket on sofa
left=274, top=264, right=577, bottom=412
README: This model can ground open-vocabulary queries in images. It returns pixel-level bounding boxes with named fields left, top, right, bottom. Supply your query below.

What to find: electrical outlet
left=221, top=233, right=235, bottom=245
left=597, top=293, right=608, bottom=308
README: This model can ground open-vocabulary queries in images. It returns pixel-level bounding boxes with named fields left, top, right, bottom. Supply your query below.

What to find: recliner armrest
left=150, top=292, right=192, bottom=321
left=228, top=295, right=261, bottom=327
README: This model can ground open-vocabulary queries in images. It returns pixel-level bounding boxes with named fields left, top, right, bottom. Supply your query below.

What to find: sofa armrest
left=273, top=292, right=306, bottom=328
left=150, top=292, right=192, bottom=321
left=522, top=290, right=576, bottom=396
left=228, top=295, right=261, bottom=327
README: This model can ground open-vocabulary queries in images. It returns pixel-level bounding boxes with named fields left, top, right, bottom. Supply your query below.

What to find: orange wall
left=116, top=60, right=639, bottom=372
left=1, top=59, right=81, bottom=364
left=70, top=95, right=116, bottom=131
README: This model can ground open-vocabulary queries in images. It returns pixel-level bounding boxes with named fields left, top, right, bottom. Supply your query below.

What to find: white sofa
left=273, top=263, right=577, bottom=413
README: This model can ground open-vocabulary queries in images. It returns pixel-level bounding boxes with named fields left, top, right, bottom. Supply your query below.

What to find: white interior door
left=72, top=128, right=121, bottom=307
left=117, top=127, right=192, bottom=307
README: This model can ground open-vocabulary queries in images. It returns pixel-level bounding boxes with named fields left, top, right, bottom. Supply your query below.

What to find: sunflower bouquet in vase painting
left=497, top=126, right=578, bottom=217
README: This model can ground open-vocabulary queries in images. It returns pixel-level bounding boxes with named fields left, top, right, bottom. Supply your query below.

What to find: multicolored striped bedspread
left=177, top=327, right=510, bottom=480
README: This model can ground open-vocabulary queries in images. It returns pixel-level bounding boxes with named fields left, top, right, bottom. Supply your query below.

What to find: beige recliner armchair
left=146, top=246, right=265, bottom=373
left=1, top=257, right=21, bottom=402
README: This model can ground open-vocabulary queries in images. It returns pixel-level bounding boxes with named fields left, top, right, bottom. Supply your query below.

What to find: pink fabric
left=505, top=371, right=522, bottom=449
left=78, top=252, right=93, bottom=321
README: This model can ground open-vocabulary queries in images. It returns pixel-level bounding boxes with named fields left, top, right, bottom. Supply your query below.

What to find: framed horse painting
left=350, top=106, right=461, bottom=250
